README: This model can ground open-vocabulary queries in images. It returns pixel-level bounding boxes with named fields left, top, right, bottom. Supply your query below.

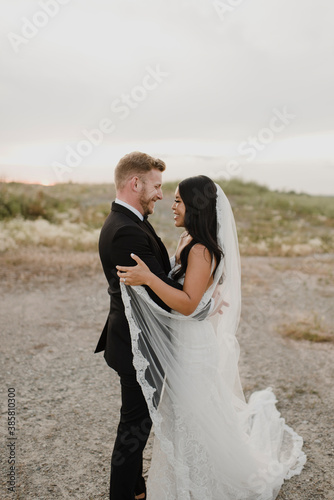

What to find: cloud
left=1, top=0, right=334, bottom=191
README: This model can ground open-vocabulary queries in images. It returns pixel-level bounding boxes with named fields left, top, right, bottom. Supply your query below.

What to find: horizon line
left=1, top=178, right=333, bottom=198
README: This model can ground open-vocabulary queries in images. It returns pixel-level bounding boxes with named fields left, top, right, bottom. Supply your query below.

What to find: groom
left=95, top=152, right=182, bottom=500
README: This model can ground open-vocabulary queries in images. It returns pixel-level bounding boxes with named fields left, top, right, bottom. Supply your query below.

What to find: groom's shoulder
left=107, top=202, right=140, bottom=227
left=100, top=204, right=142, bottom=238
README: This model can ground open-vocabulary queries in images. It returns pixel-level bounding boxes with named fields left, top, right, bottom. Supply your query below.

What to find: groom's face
left=138, top=169, right=163, bottom=216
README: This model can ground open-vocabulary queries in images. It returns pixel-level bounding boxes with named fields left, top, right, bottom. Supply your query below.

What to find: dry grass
left=0, top=179, right=333, bottom=256
left=0, top=248, right=101, bottom=287
left=0, top=218, right=100, bottom=252
left=278, top=314, right=333, bottom=343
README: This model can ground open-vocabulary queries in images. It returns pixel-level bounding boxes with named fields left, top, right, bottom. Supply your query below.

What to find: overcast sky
left=1, top=0, right=334, bottom=194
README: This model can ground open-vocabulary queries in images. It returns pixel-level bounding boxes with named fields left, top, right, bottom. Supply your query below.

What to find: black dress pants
left=110, top=373, right=152, bottom=500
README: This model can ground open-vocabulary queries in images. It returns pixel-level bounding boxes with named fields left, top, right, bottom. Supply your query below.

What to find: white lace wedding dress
left=121, top=185, right=306, bottom=500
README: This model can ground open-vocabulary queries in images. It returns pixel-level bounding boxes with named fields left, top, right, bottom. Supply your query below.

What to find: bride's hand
left=212, top=288, right=230, bottom=315
left=116, top=254, right=151, bottom=286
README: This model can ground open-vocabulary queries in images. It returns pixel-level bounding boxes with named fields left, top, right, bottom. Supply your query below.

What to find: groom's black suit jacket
left=95, top=202, right=182, bottom=374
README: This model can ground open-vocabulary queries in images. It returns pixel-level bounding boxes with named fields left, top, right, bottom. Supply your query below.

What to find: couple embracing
left=95, top=152, right=306, bottom=500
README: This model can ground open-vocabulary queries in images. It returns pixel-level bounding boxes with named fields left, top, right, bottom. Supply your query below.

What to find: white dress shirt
left=115, top=198, right=144, bottom=221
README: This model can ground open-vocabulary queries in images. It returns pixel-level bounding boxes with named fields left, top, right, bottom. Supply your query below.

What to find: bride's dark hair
left=172, top=175, right=223, bottom=281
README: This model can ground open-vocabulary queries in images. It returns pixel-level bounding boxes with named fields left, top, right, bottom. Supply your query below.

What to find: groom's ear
left=130, top=176, right=140, bottom=192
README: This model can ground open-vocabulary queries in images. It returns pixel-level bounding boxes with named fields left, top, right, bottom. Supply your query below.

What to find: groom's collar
left=114, top=198, right=144, bottom=221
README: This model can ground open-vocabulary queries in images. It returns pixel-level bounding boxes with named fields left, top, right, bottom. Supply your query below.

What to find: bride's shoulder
left=188, top=245, right=217, bottom=275
left=189, top=243, right=212, bottom=263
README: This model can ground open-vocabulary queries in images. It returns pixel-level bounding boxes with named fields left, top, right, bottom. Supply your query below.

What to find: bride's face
left=172, top=187, right=186, bottom=227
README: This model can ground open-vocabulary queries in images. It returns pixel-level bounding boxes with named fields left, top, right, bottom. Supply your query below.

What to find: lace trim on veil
left=121, top=284, right=188, bottom=473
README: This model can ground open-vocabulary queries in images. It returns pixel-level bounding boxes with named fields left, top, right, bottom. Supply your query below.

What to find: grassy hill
left=0, top=179, right=333, bottom=255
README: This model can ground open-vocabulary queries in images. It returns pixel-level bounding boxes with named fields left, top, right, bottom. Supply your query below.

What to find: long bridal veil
left=121, top=184, right=306, bottom=500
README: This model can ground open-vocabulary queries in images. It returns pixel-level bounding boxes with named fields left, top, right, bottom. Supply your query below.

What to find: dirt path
left=1, top=250, right=333, bottom=499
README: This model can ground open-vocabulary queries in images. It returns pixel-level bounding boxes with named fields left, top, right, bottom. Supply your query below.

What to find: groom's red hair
left=114, top=151, right=166, bottom=190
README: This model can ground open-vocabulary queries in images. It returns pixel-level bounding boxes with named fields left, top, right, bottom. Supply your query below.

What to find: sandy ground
left=1, top=249, right=334, bottom=500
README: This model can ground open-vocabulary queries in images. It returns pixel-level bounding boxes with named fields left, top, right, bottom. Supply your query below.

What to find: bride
left=116, top=175, right=306, bottom=500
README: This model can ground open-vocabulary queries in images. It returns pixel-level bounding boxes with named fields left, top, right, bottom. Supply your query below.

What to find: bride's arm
left=117, top=244, right=213, bottom=316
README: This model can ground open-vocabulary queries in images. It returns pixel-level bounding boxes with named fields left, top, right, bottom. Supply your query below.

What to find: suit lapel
left=140, top=219, right=171, bottom=273
left=112, top=202, right=171, bottom=273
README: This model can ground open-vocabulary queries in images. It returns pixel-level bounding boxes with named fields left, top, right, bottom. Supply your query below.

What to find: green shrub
left=0, top=180, right=333, bottom=255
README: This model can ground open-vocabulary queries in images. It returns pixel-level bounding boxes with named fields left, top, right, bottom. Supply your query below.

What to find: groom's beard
left=139, top=192, right=156, bottom=217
